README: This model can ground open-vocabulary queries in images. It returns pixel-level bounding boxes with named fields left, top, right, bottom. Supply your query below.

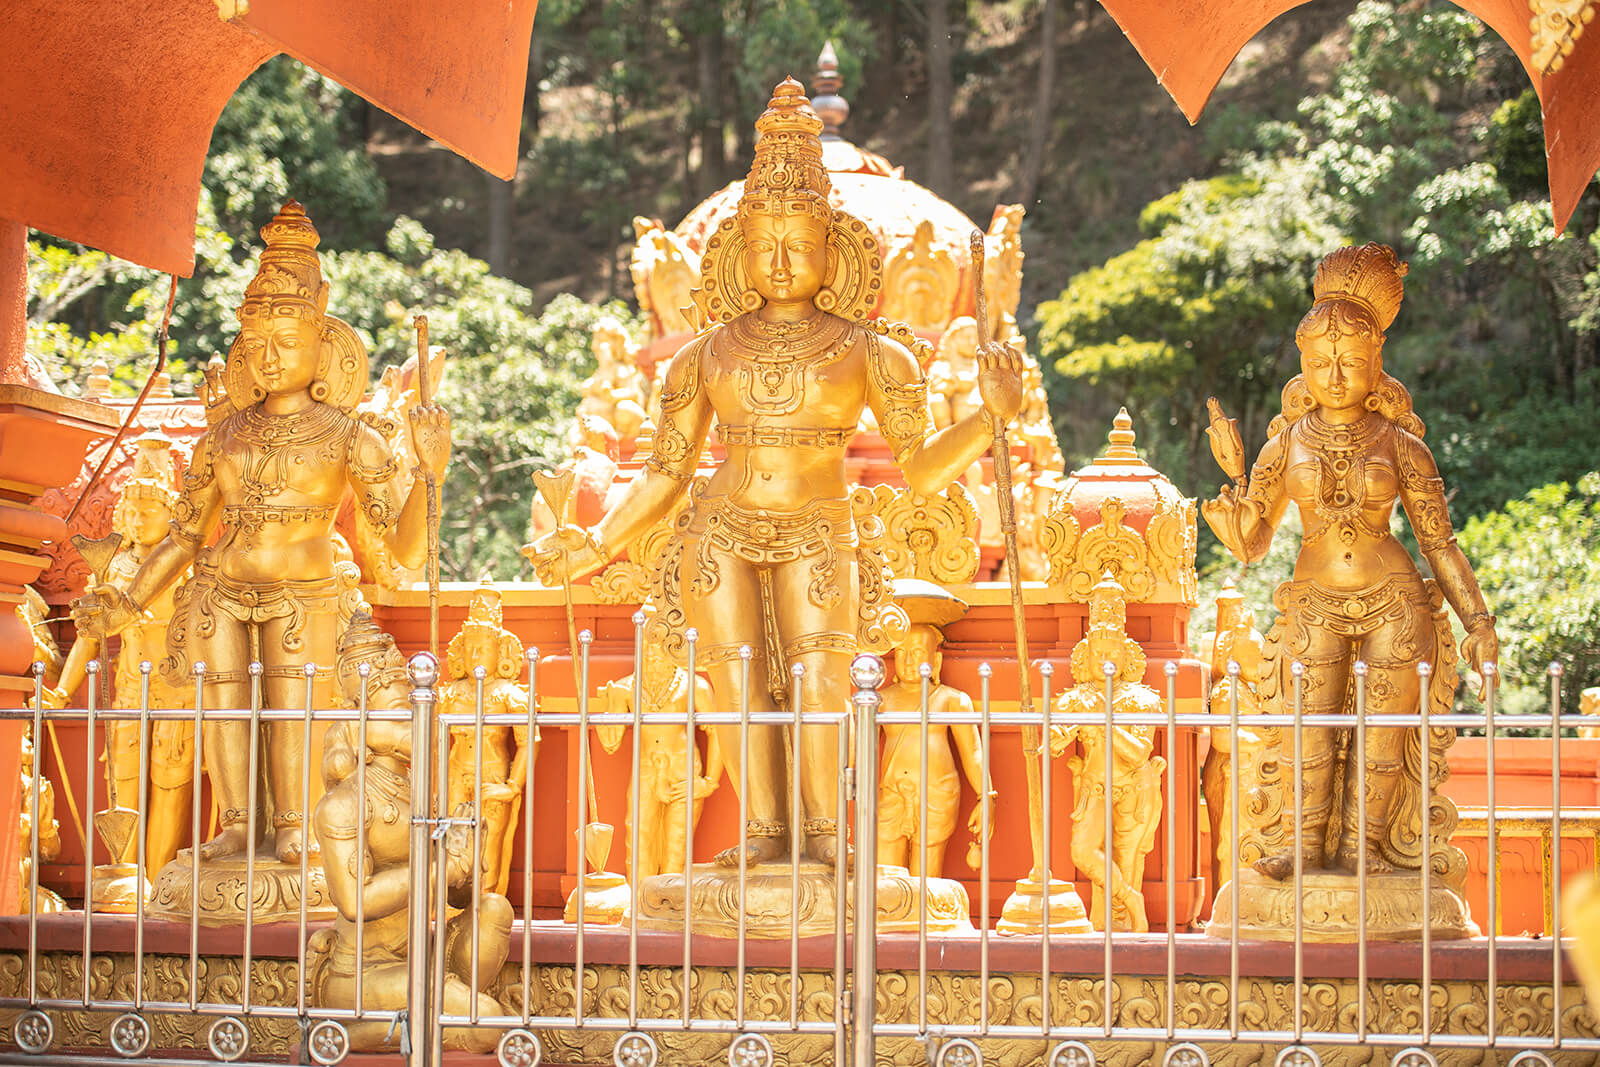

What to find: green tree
left=1457, top=473, right=1600, bottom=715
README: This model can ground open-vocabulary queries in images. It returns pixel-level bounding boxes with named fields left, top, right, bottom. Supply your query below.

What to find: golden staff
left=970, top=231, right=1032, bottom=716
left=530, top=466, right=602, bottom=822
left=972, top=229, right=1050, bottom=881
left=413, top=315, right=442, bottom=658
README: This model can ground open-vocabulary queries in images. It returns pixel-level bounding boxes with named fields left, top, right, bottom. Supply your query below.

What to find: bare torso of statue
left=533, top=78, right=1023, bottom=870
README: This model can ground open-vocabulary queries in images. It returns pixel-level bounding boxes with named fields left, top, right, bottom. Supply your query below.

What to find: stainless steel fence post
left=406, top=652, right=440, bottom=1067
left=850, top=653, right=885, bottom=1067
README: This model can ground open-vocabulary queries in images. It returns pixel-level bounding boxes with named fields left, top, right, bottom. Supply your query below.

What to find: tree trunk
left=485, top=34, right=543, bottom=278
left=1015, top=0, right=1057, bottom=208
left=695, top=22, right=727, bottom=194
left=926, top=0, right=954, bottom=198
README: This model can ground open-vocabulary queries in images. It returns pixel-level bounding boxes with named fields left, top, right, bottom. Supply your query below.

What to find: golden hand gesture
left=1205, top=397, right=1246, bottom=484
left=523, top=525, right=605, bottom=586
left=68, top=586, right=139, bottom=641
left=1459, top=621, right=1500, bottom=701
left=977, top=340, right=1026, bottom=427
left=408, top=403, right=452, bottom=479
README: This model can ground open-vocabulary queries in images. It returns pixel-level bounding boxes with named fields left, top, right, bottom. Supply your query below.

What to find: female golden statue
left=73, top=202, right=451, bottom=867
left=533, top=79, right=1023, bottom=868
left=1202, top=243, right=1497, bottom=879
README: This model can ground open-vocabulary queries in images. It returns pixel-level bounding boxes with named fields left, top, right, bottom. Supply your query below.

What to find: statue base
left=1207, top=869, right=1478, bottom=942
left=91, top=863, right=149, bottom=914
left=145, top=851, right=335, bottom=927
left=996, top=874, right=1093, bottom=935
left=564, top=872, right=631, bottom=925
left=635, top=861, right=971, bottom=939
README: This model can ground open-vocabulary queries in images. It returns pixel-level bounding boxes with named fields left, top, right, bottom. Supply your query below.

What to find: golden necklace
left=722, top=313, right=854, bottom=417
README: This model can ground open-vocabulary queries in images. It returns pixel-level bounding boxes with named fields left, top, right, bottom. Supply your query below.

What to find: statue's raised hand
left=69, top=586, right=139, bottom=641
left=408, top=403, right=452, bottom=478
left=1205, top=397, right=1246, bottom=484
left=523, top=526, right=605, bottom=586
left=977, top=339, right=1026, bottom=427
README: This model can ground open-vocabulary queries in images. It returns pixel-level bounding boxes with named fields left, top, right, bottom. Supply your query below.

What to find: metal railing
left=0, top=633, right=1590, bottom=1067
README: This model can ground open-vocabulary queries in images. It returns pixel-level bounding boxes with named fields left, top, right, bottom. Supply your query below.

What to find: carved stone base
left=564, top=872, right=631, bottom=925
left=145, top=852, right=334, bottom=927
left=997, top=874, right=1093, bottom=935
left=635, top=861, right=971, bottom=938
left=1207, top=869, right=1478, bottom=942
left=90, top=863, right=148, bottom=914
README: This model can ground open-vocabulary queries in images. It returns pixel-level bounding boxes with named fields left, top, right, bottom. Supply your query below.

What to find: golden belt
left=717, top=424, right=852, bottom=449
left=222, top=502, right=336, bottom=530
left=1281, top=573, right=1423, bottom=637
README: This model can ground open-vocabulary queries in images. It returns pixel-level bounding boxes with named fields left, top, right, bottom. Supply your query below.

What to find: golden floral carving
left=593, top=493, right=694, bottom=604
left=1045, top=492, right=1198, bottom=606
left=880, top=219, right=958, bottom=333
left=869, top=482, right=980, bottom=584
left=1531, top=0, right=1596, bottom=73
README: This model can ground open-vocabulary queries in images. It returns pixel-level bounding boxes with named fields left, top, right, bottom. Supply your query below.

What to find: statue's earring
left=814, top=287, right=838, bottom=313
left=740, top=289, right=763, bottom=313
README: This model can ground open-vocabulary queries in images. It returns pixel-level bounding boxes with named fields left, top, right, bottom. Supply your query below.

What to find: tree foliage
left=1458, top=473, right=1600, bottom=713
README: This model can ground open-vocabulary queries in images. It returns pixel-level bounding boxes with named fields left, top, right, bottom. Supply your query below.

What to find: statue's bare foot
left=197, top=825, right=252, bottom=861
left=274, top=825, right=319, bottom=864
left=1333, top=844, right=1392, bottom=875
left=713, top=837, right=788, bottom=868
left=1252, top=849, right=1319, bottom=881
left=805, top=833, right=852, bottom=870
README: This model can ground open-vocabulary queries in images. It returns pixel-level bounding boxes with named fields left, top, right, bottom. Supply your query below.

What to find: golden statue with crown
left=70, top=202, right=452, bottom=921
left=532, top=78, right=1023, bottom=912
left=1202, top=243, right=1491, bottom=940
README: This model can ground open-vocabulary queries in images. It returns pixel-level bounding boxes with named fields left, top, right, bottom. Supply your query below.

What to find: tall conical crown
left=1310, top=242, right=1408, bottom=332
left=120, top=431, right=177, bottom=507
left=240, top=200, right=329, bottom=320
left=738, top=77, right=832, bottom=223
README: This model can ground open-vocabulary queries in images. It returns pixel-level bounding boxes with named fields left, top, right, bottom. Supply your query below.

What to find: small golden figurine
left=310, top=614, right=510, bottom=1052
left=594, top=627, right=722, bottom=882
left=440, top=580, right=535, bottom=897
left=532, top=79, right=1025, bottom=882
left=876, top=583, right=993, bottom=878
left=928, top=317, right=984, bottom=431
left=71, top=202, right=450, bottom=916
left=1048, top=571, right=1166, bottom=932
left=18, top=727, right=66, bottom=914
left=45, top=432, right=196, bottom=907
left=1202, top=243, right=1489, bottom=940
left=1199, top=579, right=1277, bottom=890
left=576, top=318, right=649, bottom=444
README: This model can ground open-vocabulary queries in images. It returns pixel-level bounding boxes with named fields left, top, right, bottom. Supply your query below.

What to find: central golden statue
left=535, top=78, right=1023, bottom=868
left=73, top=202, right=451, bottom=872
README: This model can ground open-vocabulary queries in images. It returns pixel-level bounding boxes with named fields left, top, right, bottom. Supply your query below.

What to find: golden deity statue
left=71, top=201, right=450, bottom=905
left=45, top=432, right=196, bottom=907
left=631, top=216, right=702, bottom=343
left=577, top=317, right=649, bottom=443
left=875, top=584, right=993, bottom=878
left=1048, top=572, right=1166, bottom=932
left=441, top=581, right=535, bottom=897
left=982, top=204, right=1026, bottom=343
left=18, top=727, right=66, bottom=914
left=1202, top=243, right=1489, bottom=940
left=533, top=78, right=1024, bottom=879
left=595, top=628, right=722, bottom=881
left=309, top=613, right=510, bottom=1052
left=1199, top=579, right=1279, bottom=890
left=928, top=317, right=984, bottom=431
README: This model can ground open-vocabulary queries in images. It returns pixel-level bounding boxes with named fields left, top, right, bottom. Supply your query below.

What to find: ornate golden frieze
left=869, top=482, right=981, bottom=585
left=1531, top=0, right=1596, bottom=74
left=1045, top=493, right=1197, bottom=605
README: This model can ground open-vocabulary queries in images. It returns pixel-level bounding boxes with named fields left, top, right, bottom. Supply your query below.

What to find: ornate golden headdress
left=737, top=78, right=832, bottom=224
left=336, top=610, right=409, bottom=695
left=112, top=431, right=179, bottom=540
left=1069, top=571, right=1146, bottom=686
left=1307, top=242, right=1408, bottom=334
left=696, top=78, right=883, bottom=324
left=223, top=200, right=369, bottom=413
left=446, top=577, right=525, bottom=681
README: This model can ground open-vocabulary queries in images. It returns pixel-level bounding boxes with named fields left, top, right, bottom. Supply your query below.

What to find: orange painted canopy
left=0, top=0, right=538, bottom=276
left=1097, top=0, right=1600, bottom=233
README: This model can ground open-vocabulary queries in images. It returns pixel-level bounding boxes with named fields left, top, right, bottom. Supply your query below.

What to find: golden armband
left=866, top=332, right=932, bottom=462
